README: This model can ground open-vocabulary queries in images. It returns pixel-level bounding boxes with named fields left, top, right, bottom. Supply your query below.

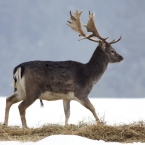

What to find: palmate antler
left=67, top=10, right=121, bottom=45
left=67, top=10, right=100, bottom=42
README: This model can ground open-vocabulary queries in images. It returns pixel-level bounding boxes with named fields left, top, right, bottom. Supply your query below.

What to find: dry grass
left=0, top=121, right=145, bottom=143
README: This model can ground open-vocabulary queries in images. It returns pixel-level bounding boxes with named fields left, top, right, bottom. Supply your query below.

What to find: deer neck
left=86, top=47, right=108, bottom=84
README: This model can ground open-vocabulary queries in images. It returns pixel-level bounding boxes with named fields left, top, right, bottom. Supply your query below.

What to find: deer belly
left=39, top=91, right=79, bottom=101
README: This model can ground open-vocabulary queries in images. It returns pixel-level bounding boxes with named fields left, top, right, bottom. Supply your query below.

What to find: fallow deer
left=3, top=10, right=123, bottom=128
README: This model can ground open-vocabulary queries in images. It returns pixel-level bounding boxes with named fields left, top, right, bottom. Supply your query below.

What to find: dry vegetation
left=0, top=121, right=145, bottom=143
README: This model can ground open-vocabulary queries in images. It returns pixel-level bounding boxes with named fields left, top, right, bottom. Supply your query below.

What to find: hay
left=0, top=121, right=145, bottom=143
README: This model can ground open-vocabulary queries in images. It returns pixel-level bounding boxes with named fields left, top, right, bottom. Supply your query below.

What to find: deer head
left=67, top=10, right=123, bottom=63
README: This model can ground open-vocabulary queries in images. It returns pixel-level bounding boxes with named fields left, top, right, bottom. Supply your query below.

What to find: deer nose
left=119, top=55, right=124, bottom=62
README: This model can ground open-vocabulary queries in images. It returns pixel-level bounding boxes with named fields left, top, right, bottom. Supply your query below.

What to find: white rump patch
left=14, top=67, right=26, bottom=95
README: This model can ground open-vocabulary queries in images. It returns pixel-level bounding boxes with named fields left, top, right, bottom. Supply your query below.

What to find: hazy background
left=0, top=0, right=144, bottom=98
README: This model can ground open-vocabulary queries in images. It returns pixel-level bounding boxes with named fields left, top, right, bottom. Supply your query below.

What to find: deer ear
left=99, top=41, right=106, bottom=51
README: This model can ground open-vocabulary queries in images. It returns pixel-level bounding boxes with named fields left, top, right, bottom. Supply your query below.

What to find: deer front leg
left=63, top=100, right=70, bottom=125
left=78, top=97, right=100, bottom=123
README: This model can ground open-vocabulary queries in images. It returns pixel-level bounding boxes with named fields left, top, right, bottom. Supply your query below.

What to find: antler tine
left=69, top=11, right=76, bottom=21
left=67, top=10, right=100, bottom=42
left=84, top=11, right=109, bottom=42
left=109, top=35, right=122, bottom=44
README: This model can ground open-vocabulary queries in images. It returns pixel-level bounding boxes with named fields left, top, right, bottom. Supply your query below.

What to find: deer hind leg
left=18, top=93, right=38, bottom=128
left=63, top=100, right=70, bottom=125
left=78, top=98, right=100, bottom=123
left=3, top=92, right=24, bottom=126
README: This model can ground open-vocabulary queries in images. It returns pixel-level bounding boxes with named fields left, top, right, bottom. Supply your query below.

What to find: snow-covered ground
left=0, top=97, right=145, bottom=145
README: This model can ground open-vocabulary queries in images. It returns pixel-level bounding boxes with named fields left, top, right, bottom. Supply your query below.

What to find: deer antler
left=67, top=10, right=122, bottom=45
left=83, top=11, right=108, bottom=42
left=67, top=10, right=100, bottom=42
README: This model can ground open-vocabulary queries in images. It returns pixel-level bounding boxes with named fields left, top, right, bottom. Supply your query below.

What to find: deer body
left=13, top=46, right=111, bottom=101
left=4, top=10, right=123, bottom=128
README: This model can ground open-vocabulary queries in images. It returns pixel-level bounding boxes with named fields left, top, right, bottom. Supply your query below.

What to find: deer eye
left=111, top=50, right=115, bottom=54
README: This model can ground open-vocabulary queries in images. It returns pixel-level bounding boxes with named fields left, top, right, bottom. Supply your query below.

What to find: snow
left=0, top=136, right=144, bottom=145
left=0, top=97, right=145, bottom=145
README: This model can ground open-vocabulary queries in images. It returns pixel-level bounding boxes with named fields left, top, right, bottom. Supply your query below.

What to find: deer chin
left=109, top=60, right=123, bottom=63
left=119, top=59, right=123, bottom=63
